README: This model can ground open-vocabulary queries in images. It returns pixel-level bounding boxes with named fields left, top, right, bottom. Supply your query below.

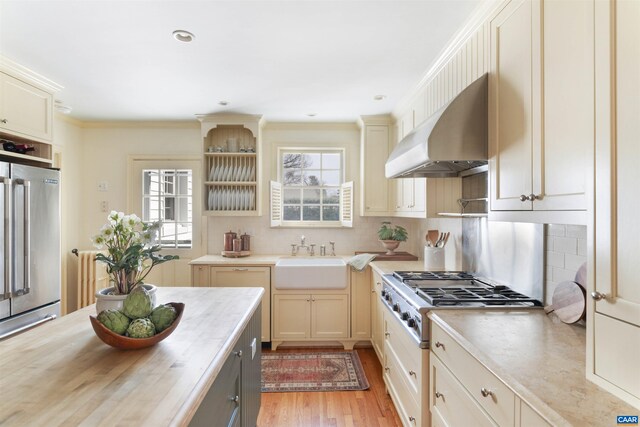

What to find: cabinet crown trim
left=0, top=55, right=62, bottom=93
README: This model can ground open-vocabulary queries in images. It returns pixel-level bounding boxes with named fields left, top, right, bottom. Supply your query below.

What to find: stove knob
left=407, top=318, right=416, bottom=328
left=381, top=289, right=387, bottom=298
left=386, top=293, right=393, bottom=302
left=393, top=303, right=401, bottom=312
left=401, top=312, right=410, bottom=321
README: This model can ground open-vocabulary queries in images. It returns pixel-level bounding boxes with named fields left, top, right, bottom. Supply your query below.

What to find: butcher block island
left=0, top=287, right=263, bottom=427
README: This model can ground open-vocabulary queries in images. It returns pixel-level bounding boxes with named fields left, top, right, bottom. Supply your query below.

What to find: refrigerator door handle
left=15, top=179, right=30, bottom=295
left=0, top=176, right=11, bottom=300
left=0, top=314, right=57, bottom=340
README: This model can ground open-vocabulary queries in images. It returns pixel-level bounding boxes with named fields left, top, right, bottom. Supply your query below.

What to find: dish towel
left=347, top=253, right=378, bottom=272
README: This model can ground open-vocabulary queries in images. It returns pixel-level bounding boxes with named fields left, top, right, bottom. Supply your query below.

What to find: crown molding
left=0, top=55, right=63, bottom=93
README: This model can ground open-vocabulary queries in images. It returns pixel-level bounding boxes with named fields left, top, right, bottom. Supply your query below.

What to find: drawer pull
left=232, top=268, right=249, bottom=271
left=434, top=341, right=445, bottom=350
left=384, top=332, right=390, bottom=337
left=435, top=391, right=444, bottom=399
left=408, top=370, right=416, bottom=377
left=234, top=350, right=243, bottom=358
left=384, top=366, right=390, bottom=373
left=408, top=416, right=416, bottom=423
left=480, top=387, right=494, bottom=398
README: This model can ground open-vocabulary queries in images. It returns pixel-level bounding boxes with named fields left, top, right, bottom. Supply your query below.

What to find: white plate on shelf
left=250, top=165, right=255, bottom=181
left=214, top=190, right=219, bottom=210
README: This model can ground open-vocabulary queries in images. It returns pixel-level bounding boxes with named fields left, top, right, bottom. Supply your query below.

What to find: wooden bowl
left=90, top=302, right=185, bottom=350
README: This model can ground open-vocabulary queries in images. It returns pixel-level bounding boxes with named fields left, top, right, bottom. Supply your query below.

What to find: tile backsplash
left=544, top=224, right=587, bottom=304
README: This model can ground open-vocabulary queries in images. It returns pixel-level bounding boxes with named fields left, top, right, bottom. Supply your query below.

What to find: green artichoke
left=126, top=318, right=156, bottom=338
left=122, top=287, right=153, bottom=319
left=149, top=304, right=177, bottom=332
left=97, top=309, right=130, bottom=335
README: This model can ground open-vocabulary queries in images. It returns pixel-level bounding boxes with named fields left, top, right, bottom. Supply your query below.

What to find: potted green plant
left=91, top=211, right=179, bottom=313
left=377, top=221, right=408, bottom=255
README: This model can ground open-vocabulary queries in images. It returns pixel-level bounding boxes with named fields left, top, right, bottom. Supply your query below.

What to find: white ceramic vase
left=95, top=284, right=157, bottom=314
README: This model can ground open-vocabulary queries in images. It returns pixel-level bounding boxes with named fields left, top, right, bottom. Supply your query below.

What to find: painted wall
left=52, top=114, right=84, bottom=313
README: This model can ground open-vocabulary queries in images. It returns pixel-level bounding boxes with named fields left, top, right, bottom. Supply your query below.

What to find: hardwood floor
left=257, top=347, right=402, bottom=427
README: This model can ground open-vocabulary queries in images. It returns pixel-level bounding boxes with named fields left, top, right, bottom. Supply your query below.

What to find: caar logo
left=617, top=415, right=639, bottom=425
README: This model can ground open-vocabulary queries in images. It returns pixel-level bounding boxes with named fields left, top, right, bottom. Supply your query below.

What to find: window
left=271, top=149, right=353, bottom=228
left=142, top=169, right=193, bottom=248
left=282, top=151, right=342, bottom=222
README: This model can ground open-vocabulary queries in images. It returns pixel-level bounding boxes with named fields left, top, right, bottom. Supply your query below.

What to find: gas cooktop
left=393, top=271, right=475, bottom=281
left=416, top=285, right=544, bottom=307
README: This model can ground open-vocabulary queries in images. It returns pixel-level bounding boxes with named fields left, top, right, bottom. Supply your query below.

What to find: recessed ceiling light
left=218, top=101, right=229, bottom=106
left=307, top=113, right=317, bottom=117
left=373, top=95, right=386, bottom=101
left=172, top=30, right=195, bottom=43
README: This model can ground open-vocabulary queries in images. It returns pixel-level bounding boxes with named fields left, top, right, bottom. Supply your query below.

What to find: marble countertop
left=369, top=260, right=425, bottom=276
left=0, top=287, right=263, bottom=426
left=429, top=310, right=637, bottom=426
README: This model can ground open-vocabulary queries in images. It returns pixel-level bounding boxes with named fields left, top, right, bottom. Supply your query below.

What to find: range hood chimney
left=385, top=73, right=488, bottom=178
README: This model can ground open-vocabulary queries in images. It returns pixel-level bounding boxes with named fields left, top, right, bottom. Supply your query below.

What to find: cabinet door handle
left=232, top=268, right=248, bottom=271
left=229, top=395, right=239, bottom=404
left=527, top=193, right=540, bottom=201
left=480, top=387, right=494, bottom=398
left=408, top=416, right=416, bottom=423
left=384, top=332, right=390, bottom=337
left=435, top=391, right=444, bottom=399
left=384, top=366, right=390, bottom=372
left=408, top=370, right=416, bottom=377
left=234, top=350, right=243, bottom=358
left=591, top=291, right=607, bottom=301
left=434, top=341, right=445, bottom=350
left=519, top=194, right=528, bottom=202
left=0, top=119, right=7, bottom=124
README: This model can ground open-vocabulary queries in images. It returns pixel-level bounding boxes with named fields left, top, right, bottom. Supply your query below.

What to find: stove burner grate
left=393, top=271, right=475, bottom=282
left=417, top=286, right=544, bottom=307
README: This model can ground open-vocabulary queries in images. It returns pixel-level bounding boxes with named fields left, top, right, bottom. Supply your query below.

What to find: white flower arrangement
left=92, top=211, right=178, bottom=294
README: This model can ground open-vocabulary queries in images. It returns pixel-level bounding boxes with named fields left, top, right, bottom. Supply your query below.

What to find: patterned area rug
left=261, top=351, right=370, bottom=392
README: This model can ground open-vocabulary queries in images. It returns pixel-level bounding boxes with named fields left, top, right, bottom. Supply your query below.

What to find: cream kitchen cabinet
left=271, top=292, right=349, bottom=350
left=383, top=307, right=429, bottom=427
left=431, top=321, right=553, bottom=427
left=371, top=270, right=385, bottom=362
left=489, top=0, right=592, bottom=224
left=0, top=71, right=53, bottom=143
left=191, top=265, right=271, bottom=342
left=350, top=267, right=371, bottom=341
left=590, top=0, right=640, bottom=408
left=391, top=112, right=427, bottom=218
left=359, top=116, right=392, bottom=216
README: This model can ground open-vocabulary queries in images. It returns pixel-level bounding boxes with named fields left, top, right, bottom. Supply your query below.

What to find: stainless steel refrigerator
left=0, top=161, right=61, bottom=340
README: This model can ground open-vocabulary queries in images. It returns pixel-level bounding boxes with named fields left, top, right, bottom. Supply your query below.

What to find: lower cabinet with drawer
left=383, top=308, right=429, bottom=427
left=430, top=321, right=551, bottom=427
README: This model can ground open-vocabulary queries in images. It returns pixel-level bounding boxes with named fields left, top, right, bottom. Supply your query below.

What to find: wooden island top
left=0, top=287, right=263, bottom=426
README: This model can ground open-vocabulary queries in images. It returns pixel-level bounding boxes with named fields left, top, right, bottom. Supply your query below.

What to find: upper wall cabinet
left=0, top=72, right=53, bottom=144
left=196, top=114, right=264, bottom=216
left=359, top=116, right=392, bottom=216
left=489, top=0, right=593, bottom=224
left=590, top=0, right=640, bottom=409
left=0, top=58, right=61, bottom=166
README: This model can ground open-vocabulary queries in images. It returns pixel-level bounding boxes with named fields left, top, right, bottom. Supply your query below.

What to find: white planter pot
left=95, top=284, right=157, bottom=314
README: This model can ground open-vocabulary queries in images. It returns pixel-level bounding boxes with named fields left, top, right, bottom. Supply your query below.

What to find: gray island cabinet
left=0, top=287, right=263, bottom=427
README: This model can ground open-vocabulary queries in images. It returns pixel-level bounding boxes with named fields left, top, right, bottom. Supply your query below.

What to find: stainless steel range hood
left=385, top=73, right=488, bottom=178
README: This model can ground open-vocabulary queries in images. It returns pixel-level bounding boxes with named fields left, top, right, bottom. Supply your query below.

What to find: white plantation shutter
left=340, top=181, right=354, bottom=228
left=270, top=180, right=282, bottom=227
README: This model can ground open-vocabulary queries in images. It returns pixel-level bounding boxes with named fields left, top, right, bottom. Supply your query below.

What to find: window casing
left=280, top=150, right=343, bottom=225
left=142, top=169, right=193, bottom=248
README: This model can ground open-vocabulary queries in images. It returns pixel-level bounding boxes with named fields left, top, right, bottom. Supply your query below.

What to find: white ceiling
left=0, top=0, right=481, bottom=122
